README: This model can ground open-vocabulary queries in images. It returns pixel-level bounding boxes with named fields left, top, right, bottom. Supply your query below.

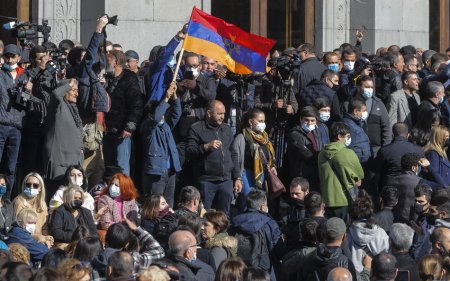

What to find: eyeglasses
left=189, top=242, right=200, bottom=248
left=25, top=183, right=40, bottom=189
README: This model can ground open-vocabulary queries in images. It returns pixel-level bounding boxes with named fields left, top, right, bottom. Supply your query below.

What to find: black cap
left=125, top=50, right=139, bottom=61
left=4, top=44, right=20, bottom=56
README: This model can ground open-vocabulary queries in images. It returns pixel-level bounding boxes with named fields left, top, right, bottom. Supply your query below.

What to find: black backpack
left=154, top=213, right=179, bottom=248
left=235, top=229, right=270, bottom=271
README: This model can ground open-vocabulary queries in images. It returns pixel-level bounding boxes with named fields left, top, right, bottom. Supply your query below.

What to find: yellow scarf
left=243, top=128, right=275, bottom=188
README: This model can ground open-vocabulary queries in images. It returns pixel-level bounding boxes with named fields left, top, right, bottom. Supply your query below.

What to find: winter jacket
left=0, top=67, right=27, bottom=129
left=7, top=223, right=48, bottom=263
left=287, top=124, right=329, bottom=187
left=373, top=208, right=394, bottom=234
left=416, top=99, right=440, bottom=125
left=143, top=99, right=182, bottom=176
left=232, top=208, right=281, bottom=252
left=346, top=222, right=389, bottom=272
left=66, top=32, right=109, bottom=119
left=49, top=204, right=98, bottom=243
left=375, top=136, right=424, bottom=183
left=105, top=69, right=144, bottom=133
left=342, top=113, right=372, bottom=163
left=393, top=252, right=421, bottom=281
left=425, top=150, right=450, bottom=188
left=92, top=226, right=165, bottom=277
left=203, top=232, right=237, bottom=270
left=97, top=195, right=139, bottom=230
left=318, top=141, right=364, bottom=207
left=281, top=241, right=316, bottom=281
left=147, top=37, right=181, bottom=102
left=294, top=57, right=327, bottom=94
left=170, top=255, right=215, bottom=281
left=364, top=96, right=391, bottom=150
left=298, top=79, right=341, bottom=119
left=186, top=121, right=239, bottom=182
left=299, top=244, right=358, bottom=281
left=0, top=199, right=14, bottom=237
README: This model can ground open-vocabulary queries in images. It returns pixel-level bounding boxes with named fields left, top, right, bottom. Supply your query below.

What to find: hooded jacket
left=346, top=221, right=390, bottom=272
left=318, top=141, right=364, bottom=207
left=203, top=232, right=237, bottom=270
left=232, top=208, right=281, bottom=252
left=299, top=244, right=358, bottom=281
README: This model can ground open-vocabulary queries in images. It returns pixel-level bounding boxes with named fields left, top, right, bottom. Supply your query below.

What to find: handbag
left=260, top=148, right=286, bottom=199
left=83, top=121, right=103, bottom=152
left=328, top=158, right=359, bottom=204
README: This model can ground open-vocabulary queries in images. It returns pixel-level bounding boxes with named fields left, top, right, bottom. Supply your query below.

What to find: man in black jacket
left=103, top=50, right=143, bottom=176
left=294, top=43, right=327, bottom=96
left=416, top=81, right=445, bottom=123
left=376, top=122, right=424, bottom=185
left=389, top=223, right=420, bottom=281
left=186, top=100, right=239, bottom=215
left=299, top=217, right=360, bottom=281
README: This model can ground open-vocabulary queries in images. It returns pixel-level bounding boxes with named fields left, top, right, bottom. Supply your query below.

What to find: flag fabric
left=182, top=7, right=276, bottom=74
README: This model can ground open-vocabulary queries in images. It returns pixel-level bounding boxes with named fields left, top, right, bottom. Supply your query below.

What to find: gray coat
left=43, top=83, right=83, bottom=180
left=387, top=89, right=420, bottom=130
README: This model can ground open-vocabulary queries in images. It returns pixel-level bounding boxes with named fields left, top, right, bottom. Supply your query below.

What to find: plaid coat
left=97, top=194, right=138, bottom=229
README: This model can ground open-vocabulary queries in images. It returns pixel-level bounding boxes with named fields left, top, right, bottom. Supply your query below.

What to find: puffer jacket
left=345, top=221, right=389, bottom=272
left=105, top=69, right=144, bottom=133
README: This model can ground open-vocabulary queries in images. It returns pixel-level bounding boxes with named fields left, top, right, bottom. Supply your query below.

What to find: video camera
left=11, top=60, right=57, bottom=107
left=50, top=49, right=66, bottom=74
left=2, top=19, right=51, bottom=45
left=270, top=54, right=301, bottom=79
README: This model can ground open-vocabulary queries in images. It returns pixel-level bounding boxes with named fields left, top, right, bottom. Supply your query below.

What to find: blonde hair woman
left=424, top=125, right=450, bottom=187
left=13, top=173, right=52, bottom=244
left=7, top=208, right=49, bottom=264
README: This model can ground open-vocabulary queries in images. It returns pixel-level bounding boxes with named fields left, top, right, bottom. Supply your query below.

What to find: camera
left=9, top=20, right=51, bottom=44
left=50, top=49, right=66, bottom=72
left=106, top=15, right=118, bottom=26
left=275, top=54, right=301, bottom=74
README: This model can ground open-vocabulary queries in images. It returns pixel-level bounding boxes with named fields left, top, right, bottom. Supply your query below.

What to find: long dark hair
left=73, top=237, right=103, bottom=262
left=63, top=164, right=88, bottom=190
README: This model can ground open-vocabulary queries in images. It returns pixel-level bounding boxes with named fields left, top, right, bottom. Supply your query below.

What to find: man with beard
left=103, top=50, right=143, bottom=175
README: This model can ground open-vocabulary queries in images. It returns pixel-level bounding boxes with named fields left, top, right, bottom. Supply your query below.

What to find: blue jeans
left=143, top=169, right=176, bottom=208
left=236, top=169, right=265, bottom=213
left=103, top=132, right=131, bottom=175
left=198, top=180, right=233, bottom=216
left=0, top=125, right=21, bottom=200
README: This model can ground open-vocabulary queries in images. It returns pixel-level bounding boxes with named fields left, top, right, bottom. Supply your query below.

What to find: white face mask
left=70, top=176, right=83, bottom=187
left=343, top=61, right=355, bottom=71
left=25, top=224, right=36, bottom=234
left=109, top=184, right=121, bottom=198
left=361, top=111, right=369, bottom=121
left=345, top=137, right=352, bottom=146
left=254, top=122, right=266, bottom=133
left=186, top=67, right=199, bottom=78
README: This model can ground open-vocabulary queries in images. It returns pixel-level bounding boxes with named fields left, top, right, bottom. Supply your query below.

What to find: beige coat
left=12, top=194, right=49, bottom=242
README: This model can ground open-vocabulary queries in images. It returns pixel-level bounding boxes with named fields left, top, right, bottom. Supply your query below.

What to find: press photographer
left=0, top=44, right=32, bottom=199
left=21, top=45, right=58, bottom=177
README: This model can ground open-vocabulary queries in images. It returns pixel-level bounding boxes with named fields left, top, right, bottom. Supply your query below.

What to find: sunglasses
left=25, top=183, right=40, bottom=189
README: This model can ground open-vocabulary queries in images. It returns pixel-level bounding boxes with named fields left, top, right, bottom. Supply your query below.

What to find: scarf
left=64, top=99, right=83, bottom=128
left=243, top=128, right=275, bottom=188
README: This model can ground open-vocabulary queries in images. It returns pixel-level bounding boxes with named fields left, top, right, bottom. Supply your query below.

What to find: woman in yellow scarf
left=232, top=108, right=277, bottom=212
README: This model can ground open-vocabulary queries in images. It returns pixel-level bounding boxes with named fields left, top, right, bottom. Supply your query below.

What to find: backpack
left=154, top=213, right=179, bottom=248
left=235, top=229, right=270, bottom=271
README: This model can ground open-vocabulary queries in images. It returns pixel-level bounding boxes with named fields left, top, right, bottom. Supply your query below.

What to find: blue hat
left=4, top=44, right=20, bottom=56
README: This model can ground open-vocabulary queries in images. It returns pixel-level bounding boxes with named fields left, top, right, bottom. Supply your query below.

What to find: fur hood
left=204, top=232, right=238, bottom=257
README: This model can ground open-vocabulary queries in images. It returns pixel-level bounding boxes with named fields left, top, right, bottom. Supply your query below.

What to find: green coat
left=318, top=141, right=364, bottom=207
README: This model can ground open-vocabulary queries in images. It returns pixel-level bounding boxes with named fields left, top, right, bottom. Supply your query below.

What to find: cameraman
left=21, top=45, right=57, bottom=176
left=0, top=44, right=32, bottom=199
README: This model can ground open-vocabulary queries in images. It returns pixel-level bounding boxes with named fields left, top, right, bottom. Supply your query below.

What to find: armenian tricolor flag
left=182, top=7, right=276, bottom=74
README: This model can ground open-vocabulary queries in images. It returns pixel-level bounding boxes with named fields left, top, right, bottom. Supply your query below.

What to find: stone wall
left=315, top=0, right=429, bottom=54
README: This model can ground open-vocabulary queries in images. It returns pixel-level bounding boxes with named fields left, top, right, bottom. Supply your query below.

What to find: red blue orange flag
left=182, top=7, right=276, bottom=74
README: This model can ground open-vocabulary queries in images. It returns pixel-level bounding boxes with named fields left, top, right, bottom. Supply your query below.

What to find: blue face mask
left=362, top=88, right=373, bottom=100
left=0, top=185, right=6, bottom=197
left=158, top=119, right=165, bottom=126
left=319, top=112, right=331, bottom=122
left=327, top=63, right=339, bottom=72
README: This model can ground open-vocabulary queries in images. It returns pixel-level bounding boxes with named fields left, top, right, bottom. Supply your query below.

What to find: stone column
left=315, top=0, right=351, bottom=52
left=34, top=0, right=80, bottom=45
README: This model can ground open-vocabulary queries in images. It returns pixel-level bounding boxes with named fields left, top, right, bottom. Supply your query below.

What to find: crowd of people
left=0, top=14, right=449, bottom=281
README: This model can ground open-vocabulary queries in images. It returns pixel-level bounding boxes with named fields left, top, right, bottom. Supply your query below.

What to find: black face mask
left=444, top=138, right=450, bottom=148
left=414, top=202, right=425, bottom=214
left=72, top=199, right=83, bottom=210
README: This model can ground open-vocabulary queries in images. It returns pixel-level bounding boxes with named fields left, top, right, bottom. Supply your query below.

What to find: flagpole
left=172, top=47, right=185, bottom=83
